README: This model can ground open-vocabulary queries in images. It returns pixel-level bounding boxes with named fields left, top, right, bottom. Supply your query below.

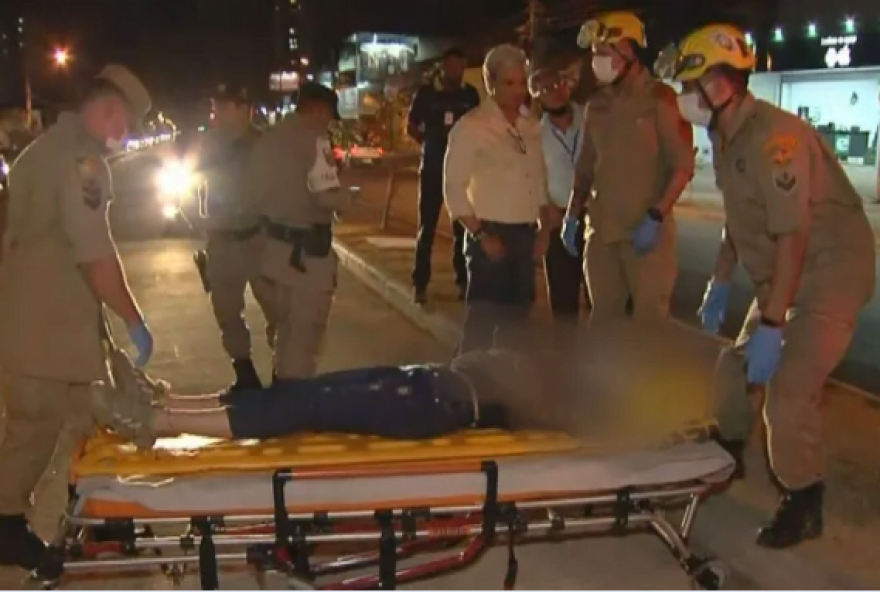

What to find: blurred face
left=677, top=71, right=735, bottom=128
left=492, top=61, right=528, bottom=111
left=442, top=55, right=466, bottom=85
left=535, top=74, right=572, bottom=112
left=212, top=99, right=251, bottom=130
left=591, top=40, right=634, bottom=84
left=83, top=93, right=131, bottom=149
left=304, top=100, right=336, bottom=129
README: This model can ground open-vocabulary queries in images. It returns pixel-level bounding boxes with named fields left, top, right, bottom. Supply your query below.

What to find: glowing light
left=53, top=47, right=69, bottom=66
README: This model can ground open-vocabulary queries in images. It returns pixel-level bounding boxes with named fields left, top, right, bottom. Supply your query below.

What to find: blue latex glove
left=560, top=216, right=580, bottom=257
left=127, top=321, right=154, bottom=368
left=632, top=214, right=661, bottom=255
left=697, top=281, right=731, bottom=334
left=744, top=324, right=783, bottom=385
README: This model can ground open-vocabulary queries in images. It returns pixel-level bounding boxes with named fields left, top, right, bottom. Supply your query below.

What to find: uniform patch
left=772, top=166, right=797, bottom=193
left=78, top=156, right=103, bottom=209
left=764, top=135, right=798, bottom=165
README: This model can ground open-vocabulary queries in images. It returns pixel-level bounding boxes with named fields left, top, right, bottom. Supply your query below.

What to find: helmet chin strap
left=609, top=46, right=636, bottom=86
left=696, top=82, right=733, bottom=131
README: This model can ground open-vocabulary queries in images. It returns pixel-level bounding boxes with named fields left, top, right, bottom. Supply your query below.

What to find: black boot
left=0, top=515, right=50, bottom=572
left=710, top=428, right=746, bottom=480
left=756, top=481, right=824, bottom=549
left=230, top=359, right=263, bottom=391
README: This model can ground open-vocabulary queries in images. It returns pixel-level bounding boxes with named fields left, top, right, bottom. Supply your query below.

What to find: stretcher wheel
left=689, top=559, right=727, bottom=590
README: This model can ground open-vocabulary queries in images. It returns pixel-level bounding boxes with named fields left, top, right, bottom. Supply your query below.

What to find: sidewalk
left=334, top=168, right=880, bottom=588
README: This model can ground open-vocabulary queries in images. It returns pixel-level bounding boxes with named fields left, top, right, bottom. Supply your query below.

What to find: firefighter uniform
left=658, top=24, right=875, bottom=548
left=571, top=12, right=695, bottom=321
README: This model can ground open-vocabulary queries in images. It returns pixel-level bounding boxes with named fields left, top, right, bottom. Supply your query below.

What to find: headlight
left=161, top=204, right=179, bottom=219
left=156, top=160, right=195, bottom=195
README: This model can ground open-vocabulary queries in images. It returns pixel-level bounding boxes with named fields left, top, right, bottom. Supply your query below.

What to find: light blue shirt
left=540, top=103, right=585, bottom=208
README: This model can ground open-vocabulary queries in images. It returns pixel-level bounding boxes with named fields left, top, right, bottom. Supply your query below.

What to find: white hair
left=482, top=44, right=529, bottom=95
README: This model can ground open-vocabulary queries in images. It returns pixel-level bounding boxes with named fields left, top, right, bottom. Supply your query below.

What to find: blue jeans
left=458, top=222, right=537, bottom=353
left=221, top=365, right=475, bottom=440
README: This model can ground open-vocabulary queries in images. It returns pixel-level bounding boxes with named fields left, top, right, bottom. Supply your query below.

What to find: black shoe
left=756, top=481, right=824, bottom=549
left=710, top=428, right=746, bottom=480
left=230, top=358, right=263, bottom=391
left=413, top=288, right=427, bottom=306
left=0, top=515, right=49, bottom=572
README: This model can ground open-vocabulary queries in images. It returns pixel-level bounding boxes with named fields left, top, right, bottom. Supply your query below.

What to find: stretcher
left=43, top=427, right=735, bottom=590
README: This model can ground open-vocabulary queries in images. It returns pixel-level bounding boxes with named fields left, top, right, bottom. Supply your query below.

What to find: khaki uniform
left=0, top=113, right=118, bottom=513
left=249, top=114, right=353, bottom=379
left=711, top=95, right=875, bottom=489
left=574, top=69, right=695, bottom=319
left=199, top=125, right=276, bottom=359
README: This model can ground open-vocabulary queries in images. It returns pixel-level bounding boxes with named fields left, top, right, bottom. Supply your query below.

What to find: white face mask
left=105, top=137, right=126, bottom=153
left=591, top=55, right=620, bottom=84
left=677, top=92, right=712, bottom=127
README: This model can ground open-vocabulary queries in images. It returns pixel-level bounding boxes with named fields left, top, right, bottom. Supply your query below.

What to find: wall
left=780, top=72, right=880, bottom=133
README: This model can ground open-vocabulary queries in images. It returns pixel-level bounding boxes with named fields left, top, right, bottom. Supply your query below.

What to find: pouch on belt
left=265, top=221, right=332, bottom=272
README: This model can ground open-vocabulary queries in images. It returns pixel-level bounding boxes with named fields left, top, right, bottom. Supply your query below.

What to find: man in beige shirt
left=444, top=44, right=554, bottom=352
left=0, top=65, right=153, bottom=575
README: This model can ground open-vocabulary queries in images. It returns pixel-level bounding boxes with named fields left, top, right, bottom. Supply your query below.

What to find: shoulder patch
left=77, top=155, right=101, bottom=179
left=764, top=135, right=798, bottom=165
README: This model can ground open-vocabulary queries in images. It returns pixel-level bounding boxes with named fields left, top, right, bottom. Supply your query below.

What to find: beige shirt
left=199, top=125, right=262, bottom=231
left=713, top=94, right=875, bottom=311
left=444, top=98, right=548, bottom=224
left=0, top=112, right=116, bottom=381
left=248, top=113, right=352, bottom=228
left=574, top=69, right=695, bottom=243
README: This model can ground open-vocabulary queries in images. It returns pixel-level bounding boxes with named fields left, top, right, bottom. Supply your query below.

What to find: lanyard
left=549, top=126, right=580, bottom=163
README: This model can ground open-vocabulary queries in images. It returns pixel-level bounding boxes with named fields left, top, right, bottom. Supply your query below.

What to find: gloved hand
left=632, top=212, right=662, bottom=255
left=697, top=281, right=731, bottom=334
left=127, top=321, right=154, bottom=368
left=744, top=324, right=783, bottom=385
left=560, top=216, right=580, bottom=257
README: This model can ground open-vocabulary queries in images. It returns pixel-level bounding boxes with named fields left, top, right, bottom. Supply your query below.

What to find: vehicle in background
left=154, top=157, right=199, bottom=236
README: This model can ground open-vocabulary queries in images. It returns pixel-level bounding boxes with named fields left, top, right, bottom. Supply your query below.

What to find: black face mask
left=542, top=103, right=570, bottom=116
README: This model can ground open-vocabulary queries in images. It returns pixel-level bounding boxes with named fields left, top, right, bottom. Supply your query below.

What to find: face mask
left=677, top=92, right=712, bottom=127
left=592, top=56, right=620, bottom=84
left=105, top=137, right=126, bottom=153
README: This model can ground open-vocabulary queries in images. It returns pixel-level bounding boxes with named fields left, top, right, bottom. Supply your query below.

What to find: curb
left=332, top=236, right=870, bottom=590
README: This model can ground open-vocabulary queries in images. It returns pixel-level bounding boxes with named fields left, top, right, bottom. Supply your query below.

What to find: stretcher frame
left=36, top=459, right=729, bottom=590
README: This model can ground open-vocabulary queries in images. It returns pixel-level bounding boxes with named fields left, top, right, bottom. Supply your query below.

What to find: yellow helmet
left=577, top=11, right=647, bottom=50
left=654, top=24, right=755, bottom=82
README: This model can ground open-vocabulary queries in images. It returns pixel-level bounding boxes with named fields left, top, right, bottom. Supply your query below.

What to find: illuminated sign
left=269, top=71, right=300, bottom=92
left=820, top=35, right=856, bottom=69
left=820, top=35, right=857, bottom=46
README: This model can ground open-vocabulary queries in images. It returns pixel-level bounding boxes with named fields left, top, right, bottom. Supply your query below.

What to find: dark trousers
left=544, top=211, right=590, bottom=321
left=458, top=222, right=537, bottom=354
left=222, top=366, right=475, bottom=440
left=412, top=166, right=467, bottom=291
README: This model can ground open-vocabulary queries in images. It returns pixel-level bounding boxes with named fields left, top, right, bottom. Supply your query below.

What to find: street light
left=53, top=47, right=69, bottom=67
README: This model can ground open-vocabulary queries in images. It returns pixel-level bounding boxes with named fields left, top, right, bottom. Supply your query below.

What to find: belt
left=264, top=221, right=332, bottom=272
left=208, top=226, right=260, bottom=241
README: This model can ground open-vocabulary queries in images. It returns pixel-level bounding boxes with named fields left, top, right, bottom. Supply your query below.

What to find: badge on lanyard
left=444, top=111, right=454, bottom=126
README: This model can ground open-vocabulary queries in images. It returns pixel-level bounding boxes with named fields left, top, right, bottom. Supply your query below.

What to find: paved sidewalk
left=332, top=173, right=880, bottom=588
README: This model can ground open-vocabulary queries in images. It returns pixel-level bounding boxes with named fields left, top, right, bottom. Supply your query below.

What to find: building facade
left=0, top=0, right=24, bottom=106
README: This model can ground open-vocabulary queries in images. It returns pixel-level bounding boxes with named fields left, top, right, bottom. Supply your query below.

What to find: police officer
left=249, top=82, right=354, bottom=380
left=564, top=11, right=695, bottom=322
left=0, top=65, right=154, bottom=572
left=656, top=24, right=875, bottom=549
left=407, top=47, right=481, bottom=305
left=197, top=83, right=276, bottom=390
